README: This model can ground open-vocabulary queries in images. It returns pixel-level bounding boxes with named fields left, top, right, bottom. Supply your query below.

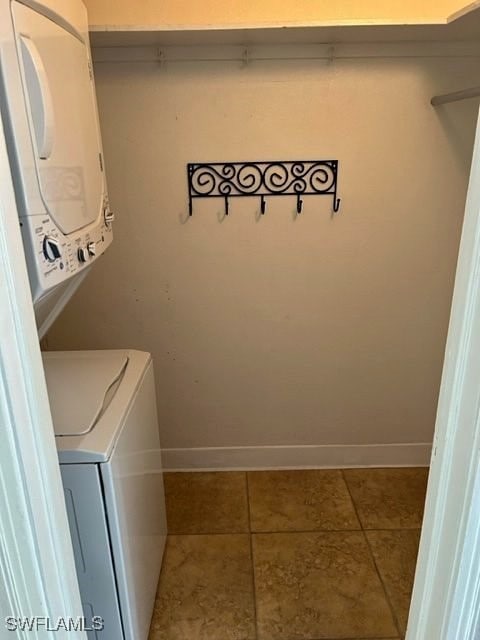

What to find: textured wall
left=47, top=45, right=479, bottom=463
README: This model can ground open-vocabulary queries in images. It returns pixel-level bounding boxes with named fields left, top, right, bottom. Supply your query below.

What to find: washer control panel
left=23, top=195, right=114, bottom=300
left=43, top=235, right=61, bottom=262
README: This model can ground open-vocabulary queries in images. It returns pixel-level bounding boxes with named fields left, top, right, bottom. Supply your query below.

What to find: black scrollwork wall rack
left=187, top=160, right=340, bottom=217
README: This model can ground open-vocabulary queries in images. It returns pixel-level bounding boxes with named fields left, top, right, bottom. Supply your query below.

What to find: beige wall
left=47, top=45, right=479, bottom=463
left=83, top=0, right=472, bottom=28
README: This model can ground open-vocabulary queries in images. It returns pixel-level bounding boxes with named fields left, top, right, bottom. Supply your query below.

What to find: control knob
left=87, top=241, right=96, bottom=257
left=78, top=247, right=89, bottom=263
left=42, top=236, right=61, bottom=262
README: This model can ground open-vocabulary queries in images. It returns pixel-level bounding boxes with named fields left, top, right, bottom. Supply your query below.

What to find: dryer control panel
left=24, top=196, right=114, bottom=297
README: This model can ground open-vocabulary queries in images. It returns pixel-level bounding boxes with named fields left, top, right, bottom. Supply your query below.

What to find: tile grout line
left=166, top=526, right=422, bottom=536
left=246, top=471, right=260, bottom=640
left=363, top=531, right=405, bottom=640
left=341, top=469, right=403, bottom=639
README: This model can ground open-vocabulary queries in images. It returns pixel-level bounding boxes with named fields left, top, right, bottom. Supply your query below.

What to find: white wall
left=46, top=44, right=480, bottom=468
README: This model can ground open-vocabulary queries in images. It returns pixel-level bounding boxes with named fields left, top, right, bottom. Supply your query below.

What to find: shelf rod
left=431, top=86, right=480, bottom=106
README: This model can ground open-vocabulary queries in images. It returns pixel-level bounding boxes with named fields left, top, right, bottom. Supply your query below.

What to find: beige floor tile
left=248, top=470, right=360, bottom=532
left=149, top=534, right=255, bottom=640
left=343, top=468, right=428, bottom=529
left=253, top=531, right=398, bottom=640
left=164, top=472, right=249, bottom=533
left=366, top=529, right=421, bottom=635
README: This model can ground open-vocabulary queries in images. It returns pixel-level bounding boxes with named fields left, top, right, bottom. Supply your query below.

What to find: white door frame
left=407, top=106, right=480, bottom=639
left=0, top=113, right=86, bottom=635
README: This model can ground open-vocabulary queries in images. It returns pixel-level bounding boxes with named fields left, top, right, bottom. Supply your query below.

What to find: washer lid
left=42, top=351, right=128, bottom=437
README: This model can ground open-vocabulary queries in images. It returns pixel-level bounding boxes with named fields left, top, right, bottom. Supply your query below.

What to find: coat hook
left=156, top=47, right=165, bottom=68
left=260, top=195, right=266, bottom=215
left=296, top=194, right=303, bottom=214
left=333, top=196, right=341, bottom=213
left=225, top=196, right=229, bottom=216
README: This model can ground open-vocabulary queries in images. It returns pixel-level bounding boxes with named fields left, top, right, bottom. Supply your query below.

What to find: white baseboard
left=162, top=443, right=432, bottom=471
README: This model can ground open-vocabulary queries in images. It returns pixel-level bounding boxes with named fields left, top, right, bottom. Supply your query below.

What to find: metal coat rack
left=187, top=160, right=341, bottom=216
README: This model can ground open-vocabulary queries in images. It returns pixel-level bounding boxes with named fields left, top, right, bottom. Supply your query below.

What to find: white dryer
left=42, top=350, right=167, bottom=640
left=0, top=0, right=113, bottom=337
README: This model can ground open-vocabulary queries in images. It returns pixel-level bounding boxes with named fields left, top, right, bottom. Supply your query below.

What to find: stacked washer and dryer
left=0, top=1, right=167, bottom=639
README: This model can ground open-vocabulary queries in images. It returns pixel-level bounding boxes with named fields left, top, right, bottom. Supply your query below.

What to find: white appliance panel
left=61, top=463, right=124, bottom=639
left=100, top=362, right=167, bottom=640
left=44, top=350, right=151, bottom=464
left=33, top=266, right=90, bottom=337
left=12, top=1, right=104, bottom=235
left=43, top=350, right=128, bottom=437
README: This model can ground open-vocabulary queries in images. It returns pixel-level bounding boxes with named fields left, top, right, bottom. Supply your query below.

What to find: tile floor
left=149, top=467, right=428, bottom=640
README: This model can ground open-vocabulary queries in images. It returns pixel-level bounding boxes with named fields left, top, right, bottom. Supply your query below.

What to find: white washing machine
left=42, top=349, right=167, bottom=640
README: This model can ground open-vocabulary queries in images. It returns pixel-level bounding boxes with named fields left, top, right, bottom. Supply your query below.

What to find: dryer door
left=11, top=1, right=104, bottom=235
